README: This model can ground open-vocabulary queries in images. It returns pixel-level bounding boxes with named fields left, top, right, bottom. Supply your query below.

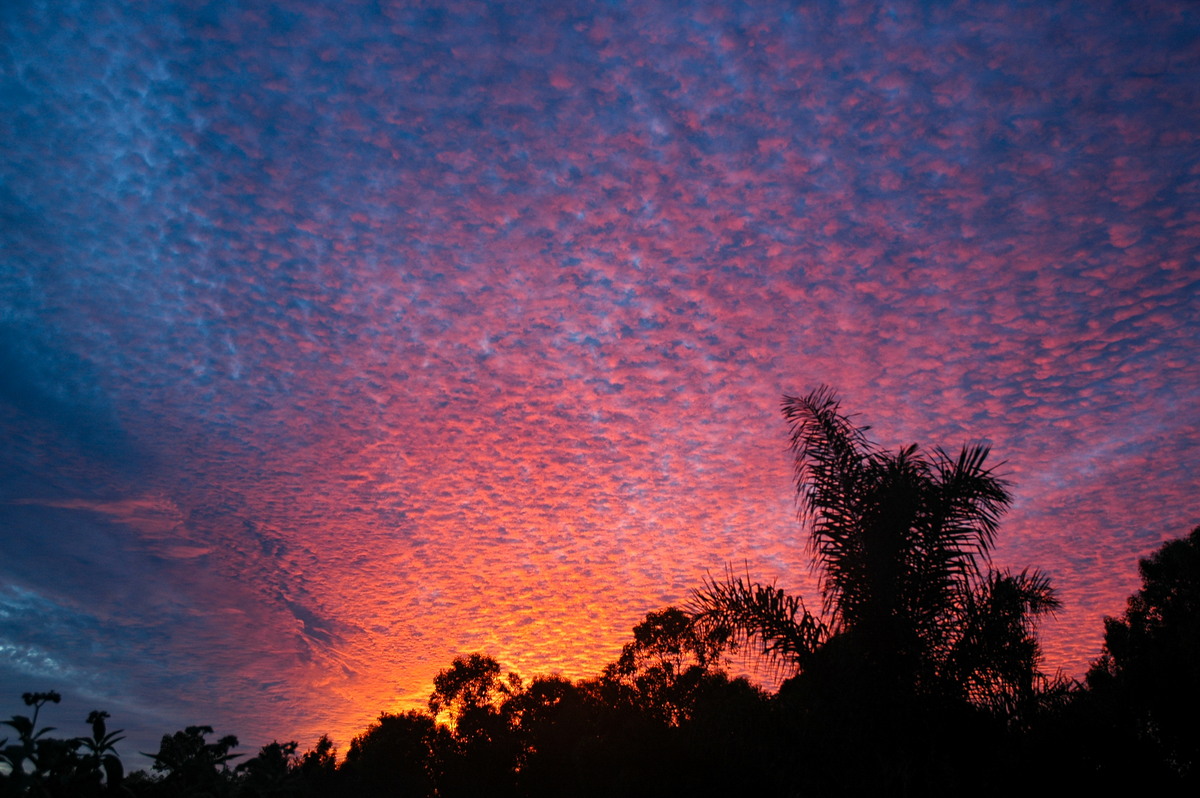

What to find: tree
left=1086, top=525, right=1200, bottom=785
left=143, top=725, right=240, bottom=797
left=566, top=610, right=775, bottom=798
left=0, top=693, right=126, bottom=797
left=342, top=711, right=449, bottom=798
left=695, top=387, right=1057, bottom=705
left=502, top=676, right=596, bottom=797
left=599, top=606, right=727, bottom=726
left=428, top=653, right=521, bottom=745
left=427, top=654, right=523, bottom=797
left=234, top=740, right=301, bottom=797
left=295, top=735, right=338, bottom=795
left=691, top=387, right=1059, bottom=792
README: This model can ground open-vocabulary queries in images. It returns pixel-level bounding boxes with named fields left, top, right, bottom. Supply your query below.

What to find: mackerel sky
left=2, top=0, right=1198, bottom=761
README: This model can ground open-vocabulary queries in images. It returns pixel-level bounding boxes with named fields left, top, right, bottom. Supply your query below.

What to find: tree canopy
left=1086, top=525, right=1200, bottom=786
left=694, top=387, right=1059, bottom=713
left=5, top=390, right=1195, bottom=797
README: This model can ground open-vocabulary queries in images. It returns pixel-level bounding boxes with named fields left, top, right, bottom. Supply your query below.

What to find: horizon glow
left=2, top=0, right=1198, bottom=763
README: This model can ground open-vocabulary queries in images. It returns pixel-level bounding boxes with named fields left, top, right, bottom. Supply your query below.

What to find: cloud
left=2, top=0, right=1198, bottom=756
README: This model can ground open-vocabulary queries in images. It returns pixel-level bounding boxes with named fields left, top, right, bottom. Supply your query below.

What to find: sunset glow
left=2, top=0, right=1198, bottom=761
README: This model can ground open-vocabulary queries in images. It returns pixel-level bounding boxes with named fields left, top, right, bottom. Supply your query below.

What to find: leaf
left=691, top=568, right=828, bottom=674
left=102, top=753, right=124, bottom=786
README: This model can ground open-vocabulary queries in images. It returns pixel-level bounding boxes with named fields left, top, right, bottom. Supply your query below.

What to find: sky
left=2, top=0, right=1198, bottom=765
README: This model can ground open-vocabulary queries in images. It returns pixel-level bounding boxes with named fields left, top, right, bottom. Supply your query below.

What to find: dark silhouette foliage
left=234, top=740, right=303, bottom=797
left=692, top=387, right=1061, bottom=794
left=0, top=692, right=126, bottom=797
left=8, top=394, right=1194, bottom=797
left=294, top=735, right=337, bottom=795
left=137, top=724, right=240, bottom=797
left=1082, top=525, right=1200, bottom=788
left=342, top=711, right=448, bottom=798
left=696, top=390, right=1059, bottom=697
left=600, top=606, right=730, bottom=726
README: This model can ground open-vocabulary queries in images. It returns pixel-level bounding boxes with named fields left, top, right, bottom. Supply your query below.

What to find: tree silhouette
left=0, top=693, right=127, bottom=797
left=599, top=606, right=727, bottom=726
left=696, top=387, right=1057, bottom=702
left=427, top=654, right=524, bottom=797
left=428, top=653, right=521, bottom=737
left=1086, top=524, right=1200, bottom=786
left=142, top=725, right=240, bottom=797
left=234, top=740, right=302, bottom=797
left=503, top=676, right=598, bottom=797
left=342, top=711, right=448, bottom=798
left=692, top=387, right=1059, bottom=793
left=295, top=735, right=338, bottom=795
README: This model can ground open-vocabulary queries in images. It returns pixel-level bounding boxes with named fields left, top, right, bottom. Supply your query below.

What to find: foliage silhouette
left=695, top=388, right=1058, bottom=700
left=234, top=740, right=303, bottom=797
left=692, top=567, right=828, bottom=673
left=342, top=712, right=448, bottom=798
left=142, top=724, right=240, bottom=797
left=599, top=606, right=731, bottom=726
left=428, top=653, right=524, bottom=796
left=0, top=692, right=126, bottom=797
left=1, top=692, right=62, bottom=789
left=428, top=653, right=521, bottom=737
left=692, top=387, right=1061, bottom=794
left=18, top=393, right=1197, bottom=796
left=501, top=675, right=597, bottom=796
left=77, top=711, right=126, bottom=794
left=294, top=735, right=337, bottom=795
left=1084, top=524, right=1200, bottom=787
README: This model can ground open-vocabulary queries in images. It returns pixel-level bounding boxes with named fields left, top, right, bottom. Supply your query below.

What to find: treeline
left=2, top=540, right=1199, bottom=798
left=4, top=390, right=1198, bottom=795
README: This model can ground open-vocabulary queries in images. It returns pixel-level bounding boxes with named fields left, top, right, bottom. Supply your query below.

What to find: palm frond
left=930, top=444, right=1011, bottom=561
left=714, top=385, right=1058, bottom=724
left=690, top=568, right=828, bottom=675
left=782, top=386, right=878, bottom=622
left=949, top=567, right=1061, bottom=711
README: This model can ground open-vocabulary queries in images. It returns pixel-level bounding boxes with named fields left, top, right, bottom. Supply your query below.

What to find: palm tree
left=693, top=386, right=1058, bottom=713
